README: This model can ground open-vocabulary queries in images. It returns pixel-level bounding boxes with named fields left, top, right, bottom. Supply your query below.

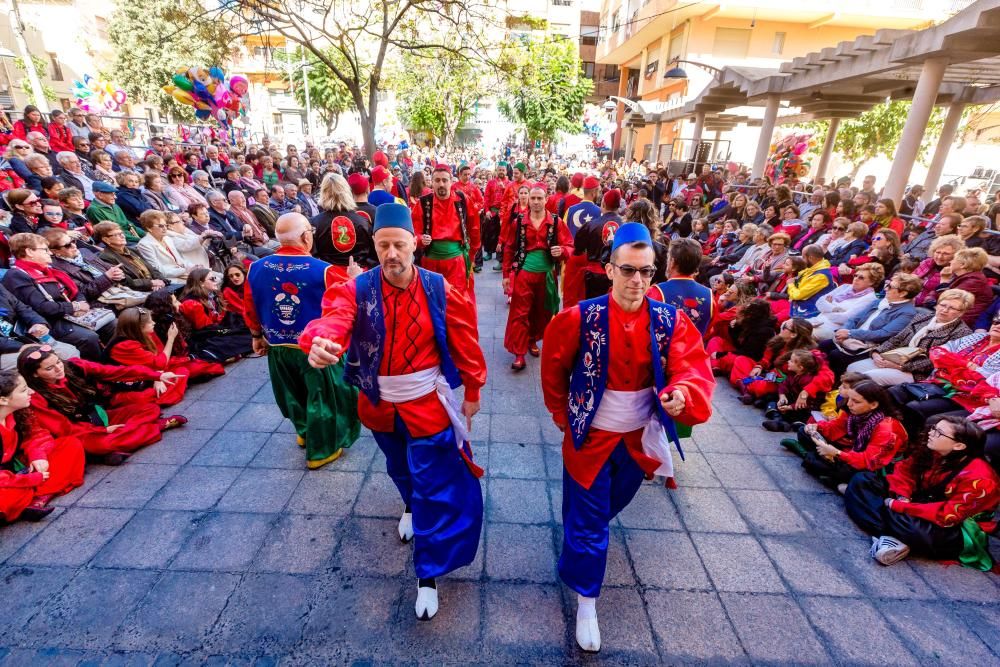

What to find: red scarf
left=16, top=259, right=79, bottom=300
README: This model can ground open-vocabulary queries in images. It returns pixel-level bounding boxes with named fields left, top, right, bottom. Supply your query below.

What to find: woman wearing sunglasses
left=17, top=344, right=186, bottom=467
left=0, top=368, right=84, bottom=523
left=7, top=189, right=43, bottom=234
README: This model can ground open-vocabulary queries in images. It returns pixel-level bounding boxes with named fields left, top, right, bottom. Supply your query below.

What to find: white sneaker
left=869, top=536, right=882, bottom=559
left=398, top=511, right=413, bottom=543
left=575, top=608, right=601, bottom=652
left=874, top=536, right=911, bottom=566
left=415, top=583, right=438, bottom=620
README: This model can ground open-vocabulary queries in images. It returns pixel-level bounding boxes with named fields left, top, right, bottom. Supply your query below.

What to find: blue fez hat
left=373, top=202, right=414, bottom=234
left=610, top=222, right=652, bottom=252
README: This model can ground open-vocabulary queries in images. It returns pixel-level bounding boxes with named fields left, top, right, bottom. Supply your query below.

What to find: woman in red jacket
left=221, top=264, right=248, bottom=319
left=17, top=344, right=186, bottom=466
left=731, top=317, right=820, bottom=403
left=0, top=369, right=84, bottom=523
left=788, top=380, right=907, bottom=491
left=846, top=414, right=1000, bottom=567
left=46, top=110, right=74, bottom=153
left=178, top=268, right=254, bottom=362
left=11, top=105, right=46, bottom=140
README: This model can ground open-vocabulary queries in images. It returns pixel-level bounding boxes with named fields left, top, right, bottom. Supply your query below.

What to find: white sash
left=591, top=389, right=674, bottom=478
left=378, top=368, right=469, bottom=448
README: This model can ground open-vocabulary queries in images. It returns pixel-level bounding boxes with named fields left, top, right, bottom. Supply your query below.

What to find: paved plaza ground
left=1, top=267, right=998, bottom=665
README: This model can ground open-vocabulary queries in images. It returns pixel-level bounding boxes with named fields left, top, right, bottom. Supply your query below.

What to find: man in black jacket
left=208, top=190, right=272, bottom=257
left=0, top=282, right=78, bottom=367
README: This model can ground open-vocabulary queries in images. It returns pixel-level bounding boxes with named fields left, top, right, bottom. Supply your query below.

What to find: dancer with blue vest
left=541, top=223, right=715, bottom=653
left=243, top=213, right=361, bottom=469
left=301, top=202, right=487, bottom=621
left=647, top=237, right=715, bottom=337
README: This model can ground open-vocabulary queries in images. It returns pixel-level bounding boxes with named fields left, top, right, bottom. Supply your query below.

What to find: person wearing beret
left=541, top=222, right=715, bottom=652
left=301, top=202, right=487, bottom=622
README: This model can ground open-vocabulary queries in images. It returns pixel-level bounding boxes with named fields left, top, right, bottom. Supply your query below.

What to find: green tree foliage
left=388, top=50, right=491, bottom=149
left=107, top=0, right=233, bottom=119
left=498, top=38, right=593, bottom=149
left=277, top=47, right=354, bottom=137
left=13, top=55, right=56, bottom=102
left=802, top=101, right=947, bottom=178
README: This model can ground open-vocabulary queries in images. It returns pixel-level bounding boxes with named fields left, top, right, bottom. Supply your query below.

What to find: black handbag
left=900, top=382, right=948, bottom=401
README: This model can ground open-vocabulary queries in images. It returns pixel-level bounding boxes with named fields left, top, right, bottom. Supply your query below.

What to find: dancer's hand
left=252, top=336, right=269, bottom=356
left=308, top=337, right=342, bottom=368
left=461, top=399, right=480, bottom=431
left=29, top=459, right=49, bottom=476
left=347, top=256, right=363, bottom=279
left=661, top=389, right=685, bottom=417
left=550, top=246, right=562, bottom=258
left=159, top=372, right=180, bottom=385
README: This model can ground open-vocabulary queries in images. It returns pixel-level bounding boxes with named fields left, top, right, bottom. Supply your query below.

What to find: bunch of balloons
left=764, top=133, right=818, bottom=183
left=162, top=67, right=249, bottom=128
left=71, top=75, right=127, bottom=114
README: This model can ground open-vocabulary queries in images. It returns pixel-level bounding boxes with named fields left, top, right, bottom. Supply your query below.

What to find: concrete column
left=883, top=58, right=947, bottom=205
left=713, top=130, right=721, bottom=161
left=650, top=121, right=662, bottom=165
left=923, top=101, right=966, bottom=196
left=624, top=126, right=635, bottom=161
left=814, top=117, right=840, bottom=183
left=611, top=66, right=628, bottom=155
left=752, top=95, right=781, bottom=180
left=689, top=110, right=705, bottom=161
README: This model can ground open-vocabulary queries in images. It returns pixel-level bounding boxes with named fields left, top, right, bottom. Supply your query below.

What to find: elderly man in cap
left=302, top=202, right=486, bottom=621
left=502, top=183, right=573, bottom=371
left=541, top=222, right=714, bottom=652
left=295, top=178, right=320, bottom=217
left=562, top=175, right=602, bottom=308
left=86, top=181, right=144, bottom=243
left=413, top=164, right=480, bottom=304
left=244, top=212, right=360, bottom=469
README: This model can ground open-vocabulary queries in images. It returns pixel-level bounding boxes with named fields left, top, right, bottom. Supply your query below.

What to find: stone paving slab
left=0, top=267, right=998, bottom=665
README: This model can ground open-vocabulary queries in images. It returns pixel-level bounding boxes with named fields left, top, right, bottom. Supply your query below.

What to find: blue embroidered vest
left=344, top=266, right=462, bottom=404
left=652, top=278, right=713, bottom=336
left=789, top=268, right=836, bottom=318
left=246, top=252, right=329, bottom=345
left=567, top=295, right=683, bottom=458
left=565, top=201, right=601, bottom=238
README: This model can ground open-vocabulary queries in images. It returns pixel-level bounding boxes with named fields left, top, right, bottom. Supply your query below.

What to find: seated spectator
left=808, top=263, right=882, bottom=340
left=55, top=152, right=94, bottom=201
left=46, top=110, right=74, bottom=154
left=201, top=145, right=227, bottom=183
left=838, top=229, right=900, bottom=282
left=206, top=189, right=243, bottom=242
left=39, top=177, right=63, bottom=202
left=143, top=289, right=224, bottom=380
left=789, top=381, right=907, bottom=491
left=178, top=268, right=254, bottom=362
left=227, top=190, right=278, bottom=253
left=0, top=281, right=78, bottom=367
left=114, top=171, right=153, bottom=223
left=727, top=224, right=768, bottom=277
left=3, top=233, right=112, bottom=359
left=142, top=172, right=180, bottom=214
left=937, top=247, right=993, bottom=326
left=43, top=228, right=124, bottom=307
left=792, top=211, right=831, bottom=252
left=11, top=106, right=45, bottom=141
left=742, top=232, right=790, bottom=292
left=190, top=170, right=212, bottom=196
left=773, top=205, right=806, bottom=240
left=57, top=187, right=89, bottom=229
left=845, top=415, right=999, bottom=567
left=914, top=234, right=964, bottom=307
left=187, top=203, right=232, bottom=270
left=86, top=182, right=145, bottom=243
left=731, top=318, right=816, bottom=403
left=88, top=150, right=116, bottom=186
left=21, top=154, right=52, bottom=193
left=870, top=198, right=905, bottom=237
left=296, top=178, right=320, bottom=217
left=221, top=264, right=248, bottom=319
left=268, top=184, right=298, bottom=215
left=17, top=344, right=186, bottom=466
left=827, top=221, right=869, bottom=267
left=7, top=189, right=44, bottom=234
left=165, top=211, right=215, bottom=271
left=902, top=213, right=961, bottom=263
left=786, top=245, right=835, bottom=319
left=957, top=214, right=1000, bottom=258
left=135, top=210, right=187, bottom=284
left=92, top=222, right=166, bottom=293
left=221, top=166, right=244, bottom=196
left=248, top=186, right=278, bottom=236
left=0, top=141, right=29, bottom=191
left=0, top=368, right=84, bottom=523
left=847, top=289, right=973, bottom=386
left=39, top=199, right=66, bottom=231
left=705, top=298, right=777, bottom=375
left=761, top=348, right=834, bottom=432
left=164, top=167, right=208, bottom=211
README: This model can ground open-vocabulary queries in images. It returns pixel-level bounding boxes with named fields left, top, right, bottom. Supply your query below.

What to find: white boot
left=415, top=581, right=439, bottom=620
left=398, top=511, right=413, bottom=543
left=575, top=595, right=601, bottom=652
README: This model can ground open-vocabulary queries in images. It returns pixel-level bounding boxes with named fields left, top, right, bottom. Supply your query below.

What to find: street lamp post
left=299, top=52, right=312, bottom=141
left=8, top=0, right=47, bottom=111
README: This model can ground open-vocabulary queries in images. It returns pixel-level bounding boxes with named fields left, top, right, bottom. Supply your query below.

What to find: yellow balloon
left=171, top=88, right=195, bottom=106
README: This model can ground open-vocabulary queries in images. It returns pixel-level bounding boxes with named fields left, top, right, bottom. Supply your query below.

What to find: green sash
left=426, top=240, right=472, bottom=279
left=523, top=250, right=560, bottom=314
left=959, top=516, right=994, bottom=571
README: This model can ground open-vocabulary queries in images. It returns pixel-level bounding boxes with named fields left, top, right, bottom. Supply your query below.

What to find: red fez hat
left=370, top=166, right=390, bottom=185
left=570, top=172, right=584, bottom=188
left=433, top=163, right=451, bottom=172
left=373, top=151, right=389, bottom=167
left=347, top=172, right=369, bottom=195
left=602, top=188, right=622, bottom=210
left=583, top=176, right=600, bottom=190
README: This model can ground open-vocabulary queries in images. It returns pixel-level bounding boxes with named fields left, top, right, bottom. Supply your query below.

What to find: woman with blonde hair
left=312, top=173, right=377, bottom=281
left=940, top=246, right=993, bottom=325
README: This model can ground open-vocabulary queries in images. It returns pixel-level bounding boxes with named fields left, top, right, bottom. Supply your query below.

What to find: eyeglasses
left=833, top=226, right=846, bottom=231
left=43, top=210, right=64, bottom=217
left=887, top=283, right=902, bottom=290
left=77, top=143, right=90, bottom=148
left=872, top=235, right=885, bottom=241
left=23, top=199, right=41, bottom=206
left=937, top=303, right=963, bottom=312
left=611, top=263, right=656, bottom=279
left=25, top=344, right=53, bottom=360
left=13, top=145, right=30, bottom=150
left=31, top=246, right=51, bottom=253
left=928, top=425, right=959, bottom=442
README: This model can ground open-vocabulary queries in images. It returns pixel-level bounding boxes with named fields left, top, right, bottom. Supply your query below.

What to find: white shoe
left=576, top=614, right=601, bottom=652
left=869, top=536, right=881, bottom=559
left=398, top=511, right=413, bottom=543
left=415, top=583, right=438, bottom=620
left=874, top=536, right=911, bottom=566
